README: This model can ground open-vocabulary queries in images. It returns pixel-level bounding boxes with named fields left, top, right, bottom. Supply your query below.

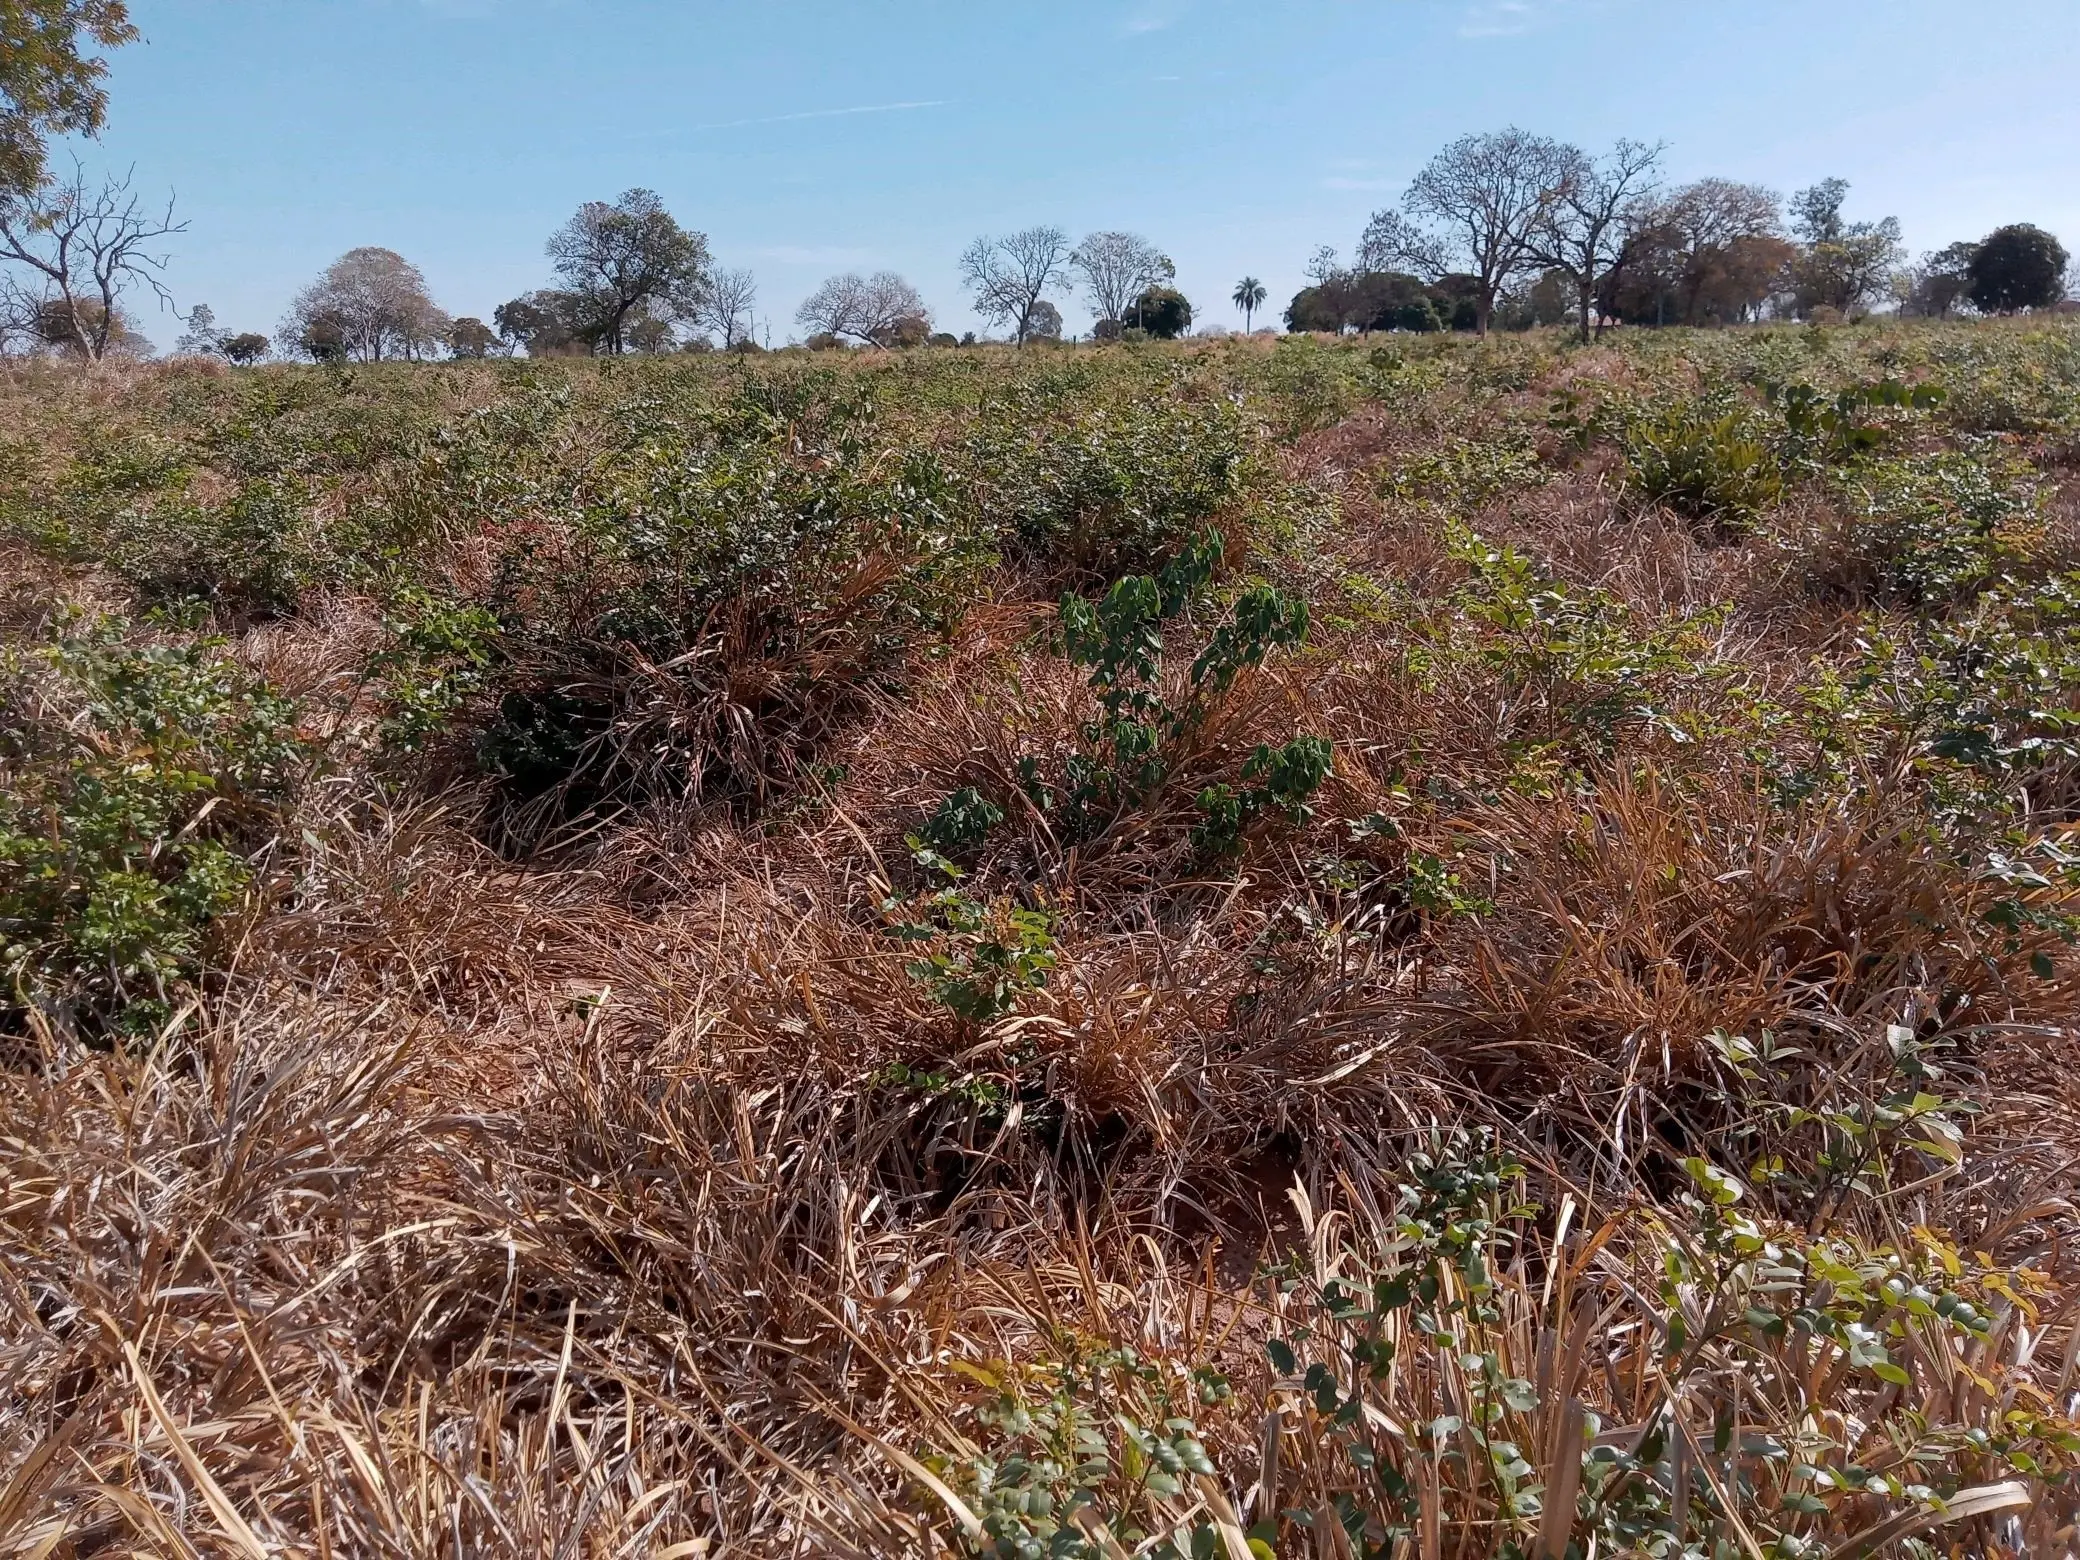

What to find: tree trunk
left=1577, top=275, right=1595, bottom=345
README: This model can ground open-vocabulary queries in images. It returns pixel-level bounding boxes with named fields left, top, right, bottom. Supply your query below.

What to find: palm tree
left=1232, top=275, right=1267, bottom=332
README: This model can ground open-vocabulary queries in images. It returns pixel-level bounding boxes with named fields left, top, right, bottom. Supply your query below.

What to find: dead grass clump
left=5, top=330, right=2080, bottom=1554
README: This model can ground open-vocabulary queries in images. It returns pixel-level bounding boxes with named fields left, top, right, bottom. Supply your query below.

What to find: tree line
left=1290, top=130, right=2072, bottom=341
left=0, top=8, right=2068, bottom=365
left=150, top=166, right=2080, bottom=366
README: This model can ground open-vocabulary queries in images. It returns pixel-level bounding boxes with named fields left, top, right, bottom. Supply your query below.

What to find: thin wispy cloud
left=1120, top=0, right=1189, bottom=35
left=1459, top=1, right=1546, bottom=37
left=1323, top=176, right=1398, bottom=192
left=683, top=99, right=952, bottom=133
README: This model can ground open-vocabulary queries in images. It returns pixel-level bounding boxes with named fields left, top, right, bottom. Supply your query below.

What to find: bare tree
left=0, top=162, right=181, bottom=362
left=960, top=226, right=1072, bottom=345
left=1070, top=231, right=1172, bottom=327
left=696, top=265, right=758, bottom=348
left=1354, top=212, right=1446, bottom=280
left=1525, top=138, right=1664, bottom=342
left=796, top=270, right=928, bottom=346
left=1395, top=127, right=1579, bottom=336
left=282, top=247, right=449, bottom=362
left=546, top=188, right=709, bottom=355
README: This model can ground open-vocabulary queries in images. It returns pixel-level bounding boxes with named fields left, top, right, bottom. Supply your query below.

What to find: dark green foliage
left=916, top=786, right=1005, bottom=861
left=0, top=616, right=301, bottom=1037
left=1967, top=224, right=2070, bottom=315
left=374, top=586, right=500, bottom=752
left=1192, top=734, right=1334, bottom=856
left=1128, top=284, right=1191, bottom=340
left=1284, top=270, right=1451, bottom=335
left=1833, top=446, right=2039, bottom=608
left=220, top=331, right=269, bottom=365
left=1622, top=400, right=1783, bottom=528
left=1449, top=525, right=1722, bottom=750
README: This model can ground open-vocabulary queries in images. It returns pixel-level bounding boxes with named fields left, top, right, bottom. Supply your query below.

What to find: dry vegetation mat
left=5, top=321, right=2080, bottom=1556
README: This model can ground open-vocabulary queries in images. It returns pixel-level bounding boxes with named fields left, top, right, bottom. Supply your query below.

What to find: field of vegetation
left=5, top=319, right=2080, bottom=1557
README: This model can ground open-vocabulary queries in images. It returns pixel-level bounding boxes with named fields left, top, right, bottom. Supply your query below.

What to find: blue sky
left=79, top=0, right=2080, bottom=346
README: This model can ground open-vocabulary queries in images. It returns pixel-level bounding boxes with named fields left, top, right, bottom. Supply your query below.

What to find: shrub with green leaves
left=478, top=388, right=991, bottom=827
left=1766, top=376, right=1945, bottom=473
left=958, top=376, right=1259, bottom=579
left=0, top=617, right=302, bottom=1037
left=1448, top=524, right=1724, bottom=751
left=1828, top=446, right=2040, bottom=608
left=931, top=1344, right=1238, bottom=1560
left=1622, top=400, right=1783, bottom=530
left=922, top=1131, right=2080, bottom=1560
left=1021, top=533, right=1326, bottom=851
left=884, top=845, right=1057, bottom=1024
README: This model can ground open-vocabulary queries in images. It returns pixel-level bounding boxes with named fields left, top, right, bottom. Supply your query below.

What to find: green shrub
left=1448, top=524, right=1724, bottom=751
left=1828, top=446, right=2040, bottom=608
left=477, top=389, right=991, bottom=834
left=1766, top=376, right=1944, bottom=471
left=0, top=617, right=302, bottom=1037
left=1622, top=401, right=1783, bottom=529
left=1021, top=533, right=1326, bottom=852
left=959, top=377, right=1258, bottom=579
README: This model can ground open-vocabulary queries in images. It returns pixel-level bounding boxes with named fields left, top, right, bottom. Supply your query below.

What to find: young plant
left=884, top=842, right=1056, bottom=1023
left=1035, top=529, right=1328, bottom=852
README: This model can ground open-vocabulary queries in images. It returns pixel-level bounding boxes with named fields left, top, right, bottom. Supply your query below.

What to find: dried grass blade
left=121, top=1340, right=270, bottom=1559
left=1532, top=1398, right=1586, bottom=1560
left=1822, top=1481, right=2032, bottom=1560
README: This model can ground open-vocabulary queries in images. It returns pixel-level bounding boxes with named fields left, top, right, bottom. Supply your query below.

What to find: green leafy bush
left=958, top=378, right=1258, bottom=579
left=478, top=390, right=991, bottom=834
left=1024, top=534, right=1325, bottom=850
left=1449, top=525, right=1723, bottom=750
left=0, top=617, right=302, bottom=1037
left=1622, top=401, right=1783, bottom=529
left=1828, top=446, right=2040, bottom=608
left=1767, top=376, right=1945, bottom=472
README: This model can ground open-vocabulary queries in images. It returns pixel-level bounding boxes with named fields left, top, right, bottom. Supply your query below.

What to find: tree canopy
left=284, top=247, right=449, bottom=362
left=1968, top=224, right=2069, bottom=314
left=1071, top=231, right=1171, bottom=329
left=960, top=226, right=1072, bottom=345
left=0, top=0, right=134, bottom=198
left=1787, top=178, right=1903, bottom=316
left=546, top=188, right=709, bottom=355
left=1129, top=284, right=1190, bottom=339
left=1394, top=127, right=1579, bottom=336
left=795, top=271, right=928, bottom=346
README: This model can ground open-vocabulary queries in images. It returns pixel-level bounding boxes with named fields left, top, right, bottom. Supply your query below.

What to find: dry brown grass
left=6, top=328, right=2080, bottom=1555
